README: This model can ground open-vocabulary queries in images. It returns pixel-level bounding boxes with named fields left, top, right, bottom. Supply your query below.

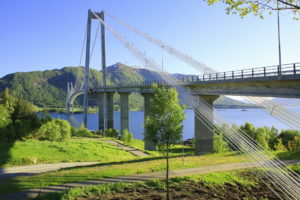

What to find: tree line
left=213, top=122, right=300, bottom=152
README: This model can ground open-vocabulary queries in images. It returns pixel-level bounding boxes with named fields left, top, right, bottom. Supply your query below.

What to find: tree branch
left=278, top=0, right=300, bottom=9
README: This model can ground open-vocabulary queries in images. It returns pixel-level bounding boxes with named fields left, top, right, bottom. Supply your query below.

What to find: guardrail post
left=294, top=63, right=296, bottom=75
left=224, top=72, right=226, bottom=80
left=252, top=69, right=254, bottom=78
left=216, top=73, right=218, bottom=80
left=232, top=71, right=234, bottom=79
left=209, top=74, right=211, bottom=80
left=241, top=70, right=243, bottom=78
left=264, top=67, right=266, bottom=77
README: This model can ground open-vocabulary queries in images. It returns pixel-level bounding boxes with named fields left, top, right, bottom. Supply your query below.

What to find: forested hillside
left=0, top=63, right=246, bottom=108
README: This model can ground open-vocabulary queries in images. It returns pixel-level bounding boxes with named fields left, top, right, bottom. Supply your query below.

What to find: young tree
left=144, top=85, right=186, bottom=200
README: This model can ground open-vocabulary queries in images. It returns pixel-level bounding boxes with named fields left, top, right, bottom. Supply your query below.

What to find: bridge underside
left=67, top=74, right=300, bottom=154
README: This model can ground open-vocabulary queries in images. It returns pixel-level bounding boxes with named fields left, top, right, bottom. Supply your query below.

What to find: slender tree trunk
left=166, top=147, right=170, bottom=200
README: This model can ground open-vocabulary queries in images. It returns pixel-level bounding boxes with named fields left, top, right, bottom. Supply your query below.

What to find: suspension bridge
left=66, top=10, right=300, bottom=199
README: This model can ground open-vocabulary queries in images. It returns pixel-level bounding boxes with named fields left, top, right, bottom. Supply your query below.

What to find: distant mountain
left=272, top=98, right=300, bottom=107
left=0, top=63, right=248, bottom=108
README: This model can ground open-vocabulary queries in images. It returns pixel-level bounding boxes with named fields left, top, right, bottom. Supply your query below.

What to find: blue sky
left=0, top=0, right=299, bottom=77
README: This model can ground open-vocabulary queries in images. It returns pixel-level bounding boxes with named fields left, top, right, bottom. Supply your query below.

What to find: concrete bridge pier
left=106, top=92, right=115, bottom=129
left=119, top=92, right=131, bottom=136
left=97, top=92, right=115, bottom=131
left=142, top=93, right=156, bottom=151
left=195, top=95, right=219, bottom=155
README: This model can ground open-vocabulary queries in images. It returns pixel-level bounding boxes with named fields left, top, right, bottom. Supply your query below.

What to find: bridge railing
left=182, top=62, right=300, bottom=82
left=99, top=62, right=300, bottom=88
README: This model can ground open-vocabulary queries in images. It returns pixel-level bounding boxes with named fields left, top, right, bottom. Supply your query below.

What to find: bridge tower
left=83, top=10, right=114, bottom=130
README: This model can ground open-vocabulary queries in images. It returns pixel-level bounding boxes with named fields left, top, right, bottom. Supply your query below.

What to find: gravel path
left=1, top=160, right=299, bottom=200
left=0, top=162, right=99, bottom=180
left=100, top=139, right=149, bottom=157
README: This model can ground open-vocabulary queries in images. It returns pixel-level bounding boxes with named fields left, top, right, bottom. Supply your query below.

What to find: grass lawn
left=35, top=169, right=282, bottom=200
left=0, top=152, right=245, bottom=194
left=117, top=139, right=195, bottom=157
left=0, top=138, right=299, bottom=195
left=0, top=139, right=136, bottom=167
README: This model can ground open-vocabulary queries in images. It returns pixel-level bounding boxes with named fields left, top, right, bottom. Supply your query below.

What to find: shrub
left=73, top=124, right=93, bottom=137
left=274, top=138, right=287, bottom=151
left=36, top=119, right=71, bottom=141
left=278, top=130, right=300, bottom=150
left=288, top=136, right=300, bottom=151
left=213, top=132, right=229, bottom=153
left=122, top=129, right=134, bottom=145
left=105, top=128, right=119, bottom=138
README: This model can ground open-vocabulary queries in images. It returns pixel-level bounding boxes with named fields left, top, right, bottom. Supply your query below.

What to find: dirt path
left=100, top=139, right=149, bottom=157
left=1, top=160, right=299, bottom=200
left=0, top=162, right=99, bottom=180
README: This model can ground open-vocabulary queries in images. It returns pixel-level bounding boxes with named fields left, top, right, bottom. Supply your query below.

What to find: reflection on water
left=50, top=107, right=300, bottom=140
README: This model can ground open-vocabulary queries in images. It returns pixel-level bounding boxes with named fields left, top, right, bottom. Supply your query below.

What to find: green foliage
left=274, top=138, right=287, bottom=151
left=240, top=122, right=256, bottom=139
left=0, top=105, right=11, bottom=128
left=122, top=129, right=134, bottom=145
left=105, top=128, right=119, bottom=138
left=213, top=131, right=229, bottom=153
left=239, top=122, right=281, bottom=150
left=36, top=119, right=71, bottom=141
left=205, top=0, right=300, bottom=19
left=288, top=136, right=300, bottom=151
left=0, top=89, right=41, bottom=142
left=72, top=124, right=93, bottom=137
left=278, top=130, right=300, bottom=150
left=255, top=127, right=269, bottom=149
left=145, top=85, right=186, bottom=153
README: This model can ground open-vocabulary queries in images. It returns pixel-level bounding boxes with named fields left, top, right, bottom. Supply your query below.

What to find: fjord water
left=50, top=107, right=300, bottom=140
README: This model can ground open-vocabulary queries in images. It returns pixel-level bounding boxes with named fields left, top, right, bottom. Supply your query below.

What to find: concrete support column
left=142, top=93, right=156, bottom=151
left=97, top=92, right=114, bottom=130
left=106, top=92, right=114, bottom=129
left=97, top=93, right=105, bottom=131
left=195, top=95, right=219, bottom=155
left=119, top=92, right=131, bottom=135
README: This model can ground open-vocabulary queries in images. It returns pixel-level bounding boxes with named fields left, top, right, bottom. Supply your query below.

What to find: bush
left=274, top=138, right=287, bottom=151
left=278, top=130, right=300, bottom=150
left=288, top=136, right=300, bottom=151
left=36, top=119, right=71, bottom=141
left=122, top=129, right=133, bottom=145
left=73, top=124, right=93, bottom=137
left=213, top=132, right=229, bottom=153
left=105, top=128, right=119, bottom=138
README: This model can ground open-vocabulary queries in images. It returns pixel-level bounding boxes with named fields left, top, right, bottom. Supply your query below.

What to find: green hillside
left=0, top=63, right=246, bottom=109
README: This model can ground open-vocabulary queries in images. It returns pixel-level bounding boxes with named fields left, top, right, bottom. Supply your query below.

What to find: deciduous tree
left=144, top=85, right=186, bottom=200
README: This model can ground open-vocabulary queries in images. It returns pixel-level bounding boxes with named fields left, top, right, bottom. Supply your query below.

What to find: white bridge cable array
left=91, top=11, right=300, bottom=200
left=68, top=21, right=102, bottom=106
left=104, top=11, right=300, bottom=131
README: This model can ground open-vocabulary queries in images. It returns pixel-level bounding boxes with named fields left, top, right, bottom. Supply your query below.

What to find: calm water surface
left=50, top=107, right=300, bottom=140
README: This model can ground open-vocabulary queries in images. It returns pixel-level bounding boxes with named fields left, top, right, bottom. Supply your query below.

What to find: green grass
left=36, top=170, right=257, bottom=200
left=117, top=139, right=195, bottom=157
left=0, top=152, right=244, bottom=195
left=0, top=139, right=299, bottom=195
left=273, top=150, right=300, bottom=160
left=0, top=139, right=136, bottom=167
